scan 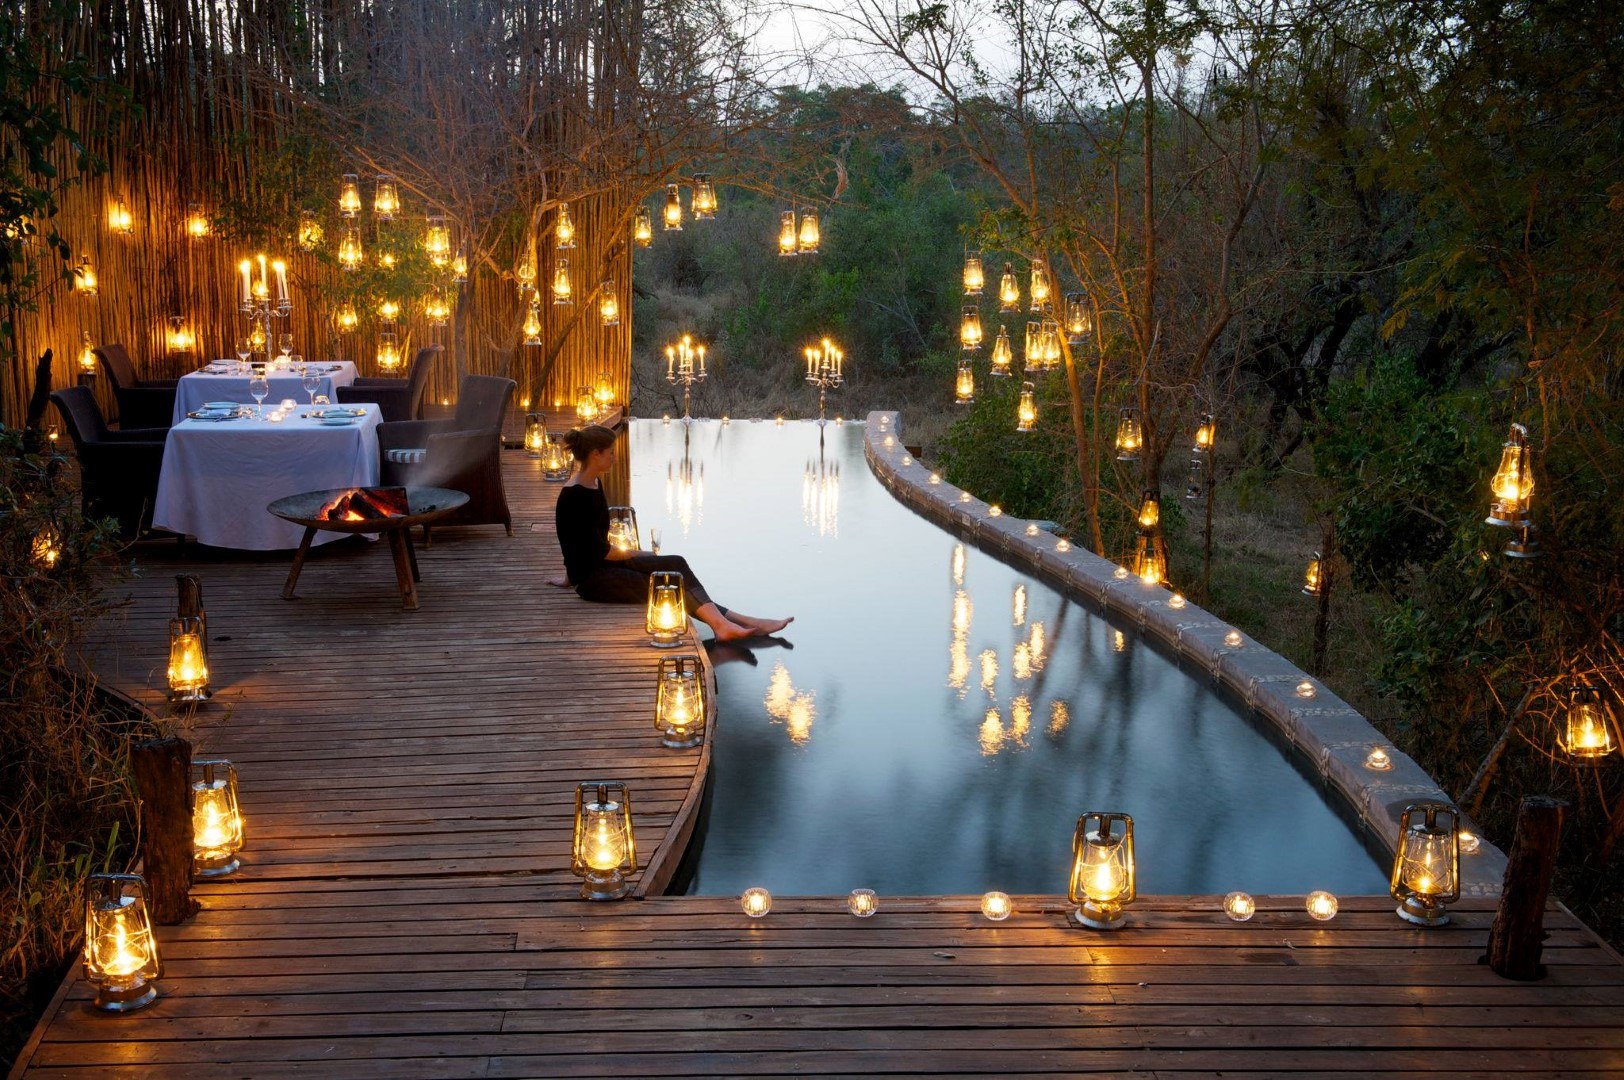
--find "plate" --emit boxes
[317,416,359,426]
[310,407,365,418]
[203,401,241,409]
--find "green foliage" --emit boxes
[937,376,1072,522]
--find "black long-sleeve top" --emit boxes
[555,483,611,584]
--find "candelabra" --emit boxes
[803,337,844,423]
[237,254,292,361]
[665,334,708,420]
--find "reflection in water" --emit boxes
[1029,622,1047,670]
[951,543,965,587]
[1048,700,1070,736]
[763,661,816,746]
[948,639,970,695]
[801,447,841,537]
[1113,629,1128,653]
[979,649,998,695]
[664,426,704,535]
[1011,696,1032,746]
[979,707,1004,756]
[1013,642,1032,681]
[952,590,972,635]
[1012,584,1027,627]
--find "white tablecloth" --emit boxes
[173,362,358,425]
[154,405,383,550]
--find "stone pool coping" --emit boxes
[863,410,1507,897]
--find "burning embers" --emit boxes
[319,486,409,523]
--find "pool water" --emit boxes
[627,419,1388,897]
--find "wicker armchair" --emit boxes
[376,374,515,538]
[50,386,168,536]
[96,343,178,429]
[335,344,440,422]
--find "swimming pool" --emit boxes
[627,418,1388,897]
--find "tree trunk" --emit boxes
[130,737,198,925]
[1311,519,1335,676]
[1486,796,1566,981]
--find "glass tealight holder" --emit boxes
[981,891,1012,921]
[847,889,879,918]
[1223,891,1255,921]
[741,887,772,918]
[1306,891,1339,921]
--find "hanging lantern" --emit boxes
[608,505,641,553]
[1068,811,1135,929]
[166,616,210,702]
[692,173,717,219]
[335,302,359,333]
[646,571,685,647]
[31,526,62,570]
[963,252,985,296]
[1029,262,1051,311]
[74,254,98,295]
[955,356,976,404]
[598,280,620,327]
[664,183,684,231]
[514,248,537,292]
[1064,293,1091,343]
[1023,321,1041,372]
[107,199,133,235]
[424,291,450,326]
[1486,422,1534,527]
[551,257,572,305]
[542,433,573,481]
[1559,684,1618,761]
[337,227,363,271]
[1041,320,1062,367]
[1132,534,1166,586]
[376,331,401,371]
[1302,553,1324,597]
[377,297,401,322]
[1016,381,1037,433]
[377,250,397,269]
[571,781,637,900]
[524,413,547,457]
[1192,414,1216,454]
[452,250,469,283]
[164,316,194,354]
[191,759,244,877]
[1137,492,1160,531]
[82,873,162,1012]
[797,210,820,254]
[990,325,1013,377]
[373,173,400,219]
[1185,457,1205,500]
[294,209,321,250]
[778,210,798,257]
[423,215,451,265]
[1390,802,1460,926]
[634,205,654,247]
[554,202,576,249]
[998,262,1020,312]
[187,204,211,239]
[1114,408,1142,461]
[960,304,983,351]
[522,298,543,345]
[339,174,362,217]
[655,653,706,748]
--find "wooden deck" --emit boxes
[12,449,1624,1077]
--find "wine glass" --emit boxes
[278,334,294,365]
[235,336,252,374]
[299,358,321,406]
[249,373,270,419]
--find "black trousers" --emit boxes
[575,554,717,613]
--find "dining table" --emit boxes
[152,403,383,550]
[171,360,358,425]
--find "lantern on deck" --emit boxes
[338,174,362,217]
[74,255,98,295]
[571,782,637,900]
[963,252,984,296]
[646,571,686,648]
[633,206,653,247]
[576,388,599,422]
[954,356,976,404]
[1194,414,1216,454]
[990,326,1013,377]
[1390,802,1460,926]
[424,215,451,265]
[797,210,820,254]
[692,173,718,219]
[191,758,244,877]
[1029,262,1051,311]
[663,184,684,231]
[373,174,400,219]
[296,209,321,249]
[554,202,576,249]
[1302,553,1324,597]
[187,204,211,239]
[599,281,620,327]
[524,413,547,457]
[1114,408,1142,461]
[1069,811,1136,929]
[778,210,798,256]
[594,372,616,410]
[998,262,1019,313]
[83,873,162,1012]
[960,304,983,351]
[1016,381,1037,433]
[1064,293,1091,343]
[1486,423,1534,527]
[1559,684,1617,761]
[542,434,572,481]
[108,199,133,235]
[166,616,211,703]
[655,653,706,748]
[337,227,363,271]
[607,506,640,553]
[551,257,572,305]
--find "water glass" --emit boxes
[235,336,252,371]
[249,374,270,419]
[300,360,321,405]
[278,334,293,361]
[649,528,662,555]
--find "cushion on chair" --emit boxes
[384,447,428,465]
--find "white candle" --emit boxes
[257,254,268,295]
[697,346,706,375]
[666,347,675,379]
[273,260,288,301]
[239,260,252,303]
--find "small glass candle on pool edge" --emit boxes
[741,887,772,918]
[928,473,941,485]
[1295,680,1317,699]
[1305,891,1338,921]
[1224,629,1244,648]
[959,491,972,503]
[1365,747,1393,771]
[1169,593,1186,609]
[1458,830,1481,855]
[1056,538,1071,552]
[1025,523,1039,536]
[848,889,878,918]
[988,505,1002,518]
[901,455,913,466]
[981,891,1012,921]
[1223,891,1255,921]
[1113,566,1129,580]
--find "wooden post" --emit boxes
[176,574,204,622]
[130,736,198,925]
[1487,796,1566,980]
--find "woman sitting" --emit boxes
[551,425,792,642]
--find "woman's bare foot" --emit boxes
[711,617,761,642]
[546,574,572,588]
[731,613,795,635]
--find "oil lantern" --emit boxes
[1069,811,1136,929]
[1390,802,1460,926]
[571,781,637,900]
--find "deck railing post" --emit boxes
[1486,795,1566,980]
[131,736,198,924]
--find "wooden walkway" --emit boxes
[12,449,1624,1077]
